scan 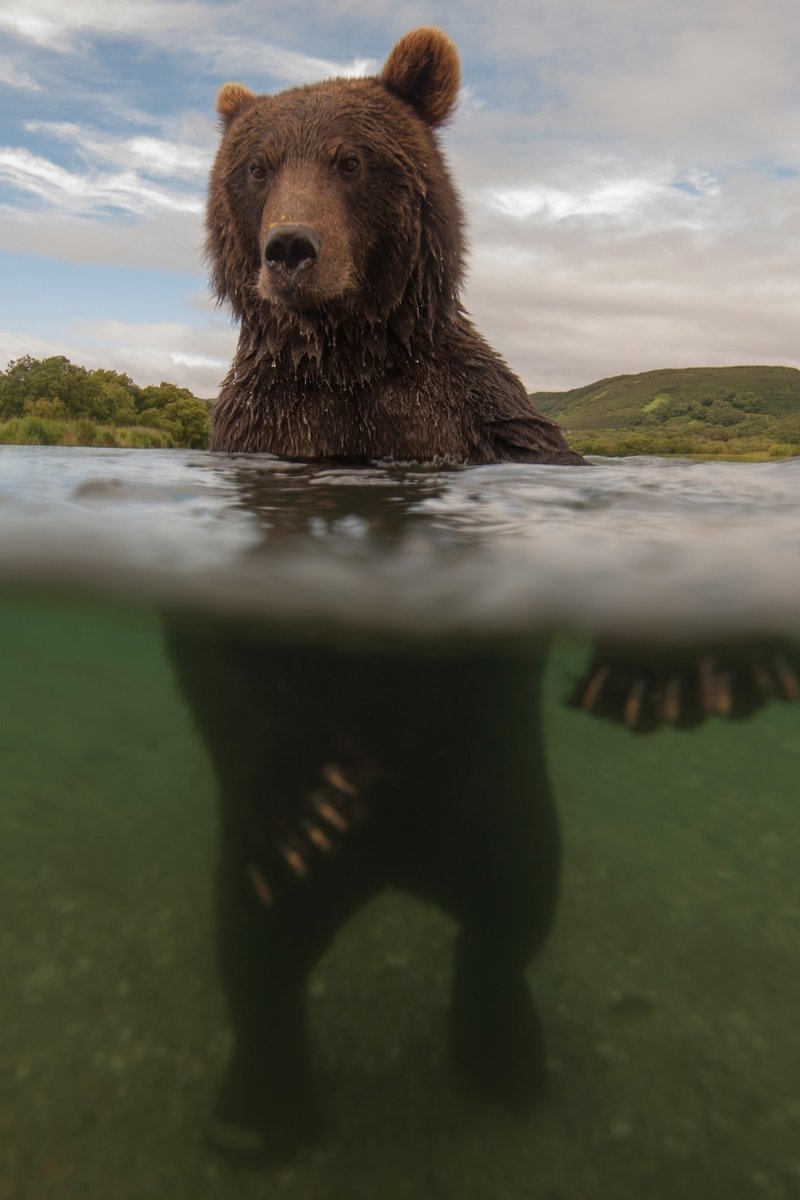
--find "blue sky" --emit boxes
[1,0,799,397]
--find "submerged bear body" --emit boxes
[170,626,559,1159]
[173,27,581,1162]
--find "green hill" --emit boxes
[531,366,800,459]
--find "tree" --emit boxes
[0,355,211,448]
[138,382,210,447]
[0,355,38,417]
[0,355,102,418]
[92,368,141,424]
[162,395,211,448]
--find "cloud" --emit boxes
[0,147,203,217]
[488,176,676,225]
[72,317,235,395]
[24,121,214,180]
[464,203,800,392]
[0,316,236,397]
[0,1,219,52]
[0,207,205,272]
[0,111,215,264]
[560,22,800,162]
[479,156,723,229]
[0,55,41,90]
[461,1,800,167]
[438,72,800,390]
[0,0,378,84]
[202,35,376,85]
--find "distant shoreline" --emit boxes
[3,356,799,460]
[0,355,211,451]
[532,364,800,461]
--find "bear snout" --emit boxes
[264,224,322,277]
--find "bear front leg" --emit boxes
[208,784,388,1163]
[572,637,800,731]
[207,825,324,1162]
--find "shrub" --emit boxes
[76,419,99,446]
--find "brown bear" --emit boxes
[206,25,584,467]
[170,27,583,1163]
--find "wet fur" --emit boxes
[206,29,584,465]
[173,28,577,1162]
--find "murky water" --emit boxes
[1,446,798,1199]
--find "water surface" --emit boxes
[1,446,798,1200]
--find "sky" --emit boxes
[1,0,799,397]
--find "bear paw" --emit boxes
[205,1052,323,1164]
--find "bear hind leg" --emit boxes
[207,880,324,1163]
[442,798,560,1109]
[448,927,548,1109]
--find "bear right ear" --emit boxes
[216,82,257,124]
[381,27,460,128]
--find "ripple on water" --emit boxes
[0,445,799,639]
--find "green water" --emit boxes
[2,592,798,1199]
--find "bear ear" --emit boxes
[216,82,257,124]
[380,27,460,128]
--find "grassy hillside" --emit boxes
[531,366,800,459]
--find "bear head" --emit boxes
[206,28,465,355]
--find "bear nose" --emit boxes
[264,224,321,274]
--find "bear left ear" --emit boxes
[381,27,460,128]
[216,82,257,123]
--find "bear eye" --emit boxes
[337,153,361,176]
[249,161,267,181]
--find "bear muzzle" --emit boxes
[257,205,358,308]
[264,224,321,279]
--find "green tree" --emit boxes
[92,368,141,424]
[139,382,210,447]
[0,355,38,417]
[137,381,187,411]
[163,395,211,448]
[0,355,102,418]
[0,355,210,448]
[23,397,68,419]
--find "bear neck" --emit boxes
[227,240,460,391]
[234,306,440,391]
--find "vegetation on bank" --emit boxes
[3,357,799,460]
[0,355,211,449]
[532,366,800,459]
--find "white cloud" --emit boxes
[25,121,214,180]
[72,318,234,394]
[0,8,67,49]
[464,209,800,392]
[0,206,205,271]
[0,55,41,90]
[206,38,376,85]
[0,147,203,216]
[0,1,215,51]
[0,317,236,397]
[0,0,378,84]
[488,177,670,224]
[481,158,724,229]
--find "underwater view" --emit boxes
[1,445,799,1199]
